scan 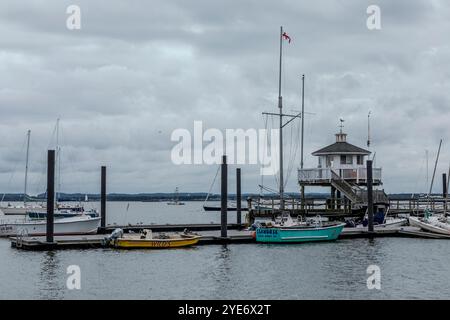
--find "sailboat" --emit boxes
[167,187,185,205]
[0,120,100,236]
[0,130,46,215]
[408,140,450,235]
[255,27,345,243]
[0,215,100,237]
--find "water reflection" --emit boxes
[210,245,232,298]
[38,251,64,300]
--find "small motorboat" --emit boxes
[111,229,200,249]
[354,208,407,229]
[255,213,345,243]
[409,211,450,236]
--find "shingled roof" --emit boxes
[312,142,371,156]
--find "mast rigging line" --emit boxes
[427,139,442,206]
[203,165,221,206]
[0,133,28,204]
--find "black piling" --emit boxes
[443,173,447,198]
[221,155,228,238]
[367,160,374,233]
[236,168,242,226]
[101,166,106,229]
[46,150,55,243]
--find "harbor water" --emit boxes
[1,201,449,299]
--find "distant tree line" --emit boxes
[0,192,432,202]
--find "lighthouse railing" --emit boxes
[298,167,382,183]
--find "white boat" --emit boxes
[0,215,101,237]
[358,217,407,229]
[409,214,450,236]
[378,217,408,228]
[167,187,185,205]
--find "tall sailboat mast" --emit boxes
[278,26,285,210]
[23,130,31,206]
[55,118,60,204]
[300,75,305,207]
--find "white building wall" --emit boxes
[318,155,366,170]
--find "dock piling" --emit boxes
[236,168,242,226]
[101,166,106,229]
[221,155,228,238]
[443,173,447,199]
[46,150,55,243]
[367,160,374,233]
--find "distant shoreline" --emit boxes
[0,192,433,202]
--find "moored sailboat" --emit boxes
[0,215,100,237]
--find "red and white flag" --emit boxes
[282,31,292,43]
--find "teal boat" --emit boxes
[256,221,346,243]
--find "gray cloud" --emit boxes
[1,0,450,195]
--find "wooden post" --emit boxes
[331,186,336,210]
[336,190,341,209]
[46,150,55,243]
[101,166,106,229]
[443,173,447,199]
[367,160,374,232]
[221,155,228,238]
[236,168,242,226]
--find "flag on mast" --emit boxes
[282,31,292,43]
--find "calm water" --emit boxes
[1,201,449,299]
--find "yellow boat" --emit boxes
[113,229,200,249]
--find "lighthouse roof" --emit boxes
[312,132,371,156]
[312,142,371,156]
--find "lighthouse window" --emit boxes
[340,155,352,165]
[357,155,363,165]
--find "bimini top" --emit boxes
[312,132,371,156]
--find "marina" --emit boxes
[1,202,450,300]
[1,1,450,302]
[9,225,450,251]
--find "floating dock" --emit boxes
[100,223,245,234]
[9,226,450,250]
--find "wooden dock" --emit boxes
[8,225,450,250]
[100,223,246,234]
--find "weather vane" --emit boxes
[339,117,345,133]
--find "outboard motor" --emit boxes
[103,228,124,246]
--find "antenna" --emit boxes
[367,111,371,148]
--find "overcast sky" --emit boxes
[1,0,450,195]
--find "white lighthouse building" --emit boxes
[298,123,385,211]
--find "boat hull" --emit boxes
[0,216,101,237]
[203,206,248,212]
[409,216,450,235]
[114,236,200,249]
[256,223,345,243]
